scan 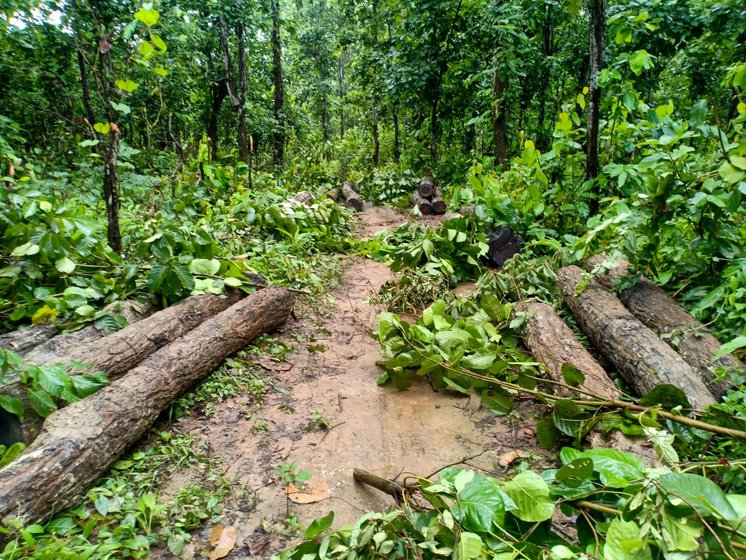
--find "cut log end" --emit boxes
[341,182,363,211]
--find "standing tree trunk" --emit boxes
[392,104,400,163]
[271,0,284,166]
[536,4,554,150]
[103,124,122,254]
[585,0,605,194]
[322,88,330,161]
[236,22,250,165]
[492,50,509,165]
[76,48,97,139]
[372,98,380,167]
[207,78,227,158]
[338,51,345,141]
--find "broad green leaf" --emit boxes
[115,79,138,93]
[26,387,57,417]
[11,241,40,257]
[94,122,111,134]
[224,277,243,287]
[502,470,555,522]
[109,101,131,115]
[55,257,76,274]
[639,384,690,410]
[658,473,739,520]
[562,448,646,487]
[134,7,159,27]
[462,353,495,370]
[480,391,513,415]
[75,305,96,317]
[561,363,585,387]
[556,458,593,488]
[305,511,334,540]
[661,513,702,552]
[0,394,25,421]
[150,33,167,51]
[147,264,167,292]
[138,40,155,57]
[0,442,26,468]
[189,258,221,275]
[79,139,99,147]
[453,474,514,531]
[154,66,169,77]
[714,336,746,359]
[36,366,66,396]
[604,519,652,560]
[456,532,482,560]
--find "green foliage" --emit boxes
[278,451,746,559]
[0,431,229,559]
[370,268,454,314]
[0,350,108,420]
[358,168,418,206]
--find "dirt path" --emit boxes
[164,206,540,559]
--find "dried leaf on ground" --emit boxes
[498,449,523,467]
[287,480,330,504]
[208,525,237,560]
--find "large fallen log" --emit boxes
[431,187,446,215]
[23,299,157,365]
[0,287,293,529]
[513,301,620,399]
[512,301,656,465]
[341,181,363,211]
[586,256,740,400]
[2,293,242,443]
[418,175,435,198]
[557,265,716,410]
[412,191,433,215]
[0,325,55,357]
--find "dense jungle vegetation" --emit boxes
[0,0,745,558]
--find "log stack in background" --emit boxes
[413,174,446,215]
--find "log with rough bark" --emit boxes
[512,302,656,465]
[23,299,157,365]
[341,181,363,211]
[431,186,446,215]
[557,265,716,410]
[412,191,433,215]
[326,188,340,202]
[0,287,293,529]
[585,255,741,400]
[292,191,314,205]
[513,301,619,399]
[0,326,55,357]
[418,175,435,198]
[2,293,242,444]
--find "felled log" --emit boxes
[431,187,446,215]
[3,293,242,444]
[341,181,363,211]
[0,326,55,357]
[412,191,433,215]
[513,301,619,399]
[0,287,293,529]
[418,175,435,198]
[512,301,656,464]
[586,256,740,400]
[485,226,524,268]
[23,299,157,365]
[557,265,716,410]
[292,191,314,206]
[326,188,340,202]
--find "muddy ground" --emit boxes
[155,206,547,559]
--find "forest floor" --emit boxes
[151,205,548,559]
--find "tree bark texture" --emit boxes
[557,266,716,410]
[103,124,122,254]
[392,106,400,162]
[76,48,97,139]
[585,0,604,185]
[341,182,363,211]
[430,187,446,215]
[586,256,741,400]
[207,78,227,157]
[418,175,435,198]
[513,301,619,399]
[4,295,239,443]
[413,191,433,215]
[492,50,509,165]
[372,98,380,167]
[0,287,293,529]
[272,0,285,166]
[0,327,56,357]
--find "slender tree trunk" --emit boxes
[338,52,345,140]
[322,89,330,161]
[103,124,121,253]
[76,48,97,139]
[271,0,284,166]
[393,104,400,163]
[430,77,440,161]
[207,78,227,157]
[537,4,554,150]
[492,48,509,165]
[585,0,604,192]
[236,22,249,165]
[372,98,380,167]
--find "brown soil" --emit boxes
[153,206,546,560]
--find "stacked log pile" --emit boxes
[0,287,293,529]
[413,174,446,215]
